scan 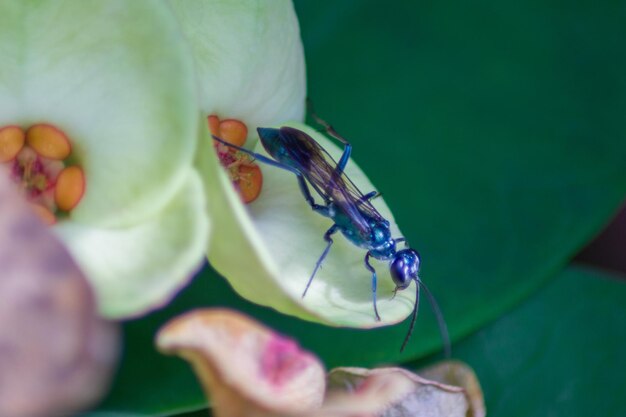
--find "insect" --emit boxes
[212,106,449,353]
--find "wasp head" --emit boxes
[390,248,421,290]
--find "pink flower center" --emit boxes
[0,124,85,225]
[260,334,309,387]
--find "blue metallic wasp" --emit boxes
[213,107,449,353]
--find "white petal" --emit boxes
[169,0,307,133]
[0,1,198,228]
[54,170,209,318]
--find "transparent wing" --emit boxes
[278,127,384,238]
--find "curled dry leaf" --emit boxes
[419,360,486,417]
[156,309,326,417]
[0,172,120,417]
[322,367,469,417]
[157,309,483,417]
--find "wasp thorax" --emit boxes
[390,248,421,290]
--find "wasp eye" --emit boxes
[390,249,420,290]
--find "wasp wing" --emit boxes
[278,127,384,238]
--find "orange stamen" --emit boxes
[236,164,263,203]
[208,115,248,147]
[54,166,85,211]
[218,119,248,147]
[0,126,25,162]
[26,124,72,160]
[30,203,57,226]
[209,115,263,203]
[208,115,221,138]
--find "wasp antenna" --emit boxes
[306,98,321,123]
[419,278,452,358]
[211,134,238,149]
[400,279,451,357]
[305,97,315,112]
[305,99,342,139]
[400,281,421,352]
[389,287,399,301]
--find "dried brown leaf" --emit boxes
[156,310,484,417]
[419,360,486,417]
[321,367,469,417]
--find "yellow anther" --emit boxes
[0,126,25,162]
[219,119,248,147]
[209,115,263,204]
[236,163,263,204]
[26,124,72,160]
[208,115,248,147]
[208,115,221,138]
[54,166,85,211]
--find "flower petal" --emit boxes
[198,129,310,315]
[55,170,209,318]
[0,172,119,417]
[203,122,417,327]
[0,1,198,227]
[169,0,306,135]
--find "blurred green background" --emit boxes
[87,1,626,416]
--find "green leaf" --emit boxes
[93,0,626,414]
[79,413,153,417]
[443,265,626,417]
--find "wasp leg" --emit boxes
[303,224,339,298]
[213,134,329,214]
[365,251,381,321]
[334,141,352,180]
[355,191,379,207]
[394,238,409,248]
[306,99,352,178]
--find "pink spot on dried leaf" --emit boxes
[260,334,309,387]
[157,309,325,417]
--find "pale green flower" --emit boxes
[0,1,209,318]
